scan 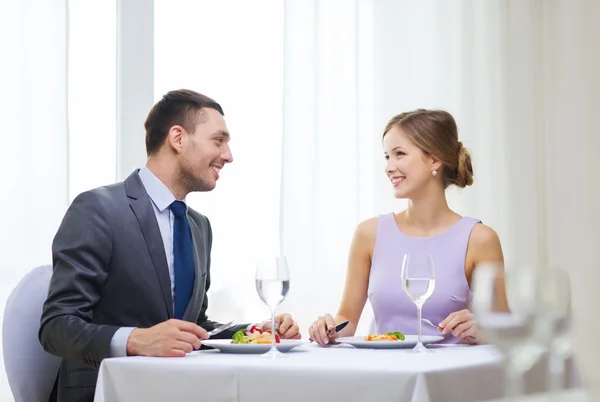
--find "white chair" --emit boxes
[2,265,61,402]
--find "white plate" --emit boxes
[337,335,444,349]
[201,339,305,354]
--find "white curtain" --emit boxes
[154,0,286,323]
[370,0,550,268]
[279,0,377,333]
[280,0,600,394]
[0,0,69,399]
[279,0,543,334]
[541,1,600,395]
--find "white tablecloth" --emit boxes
[483,389,589,402]
[94,343,556,402]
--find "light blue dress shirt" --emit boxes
[109,167,184,357]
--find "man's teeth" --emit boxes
[212,166,221,173]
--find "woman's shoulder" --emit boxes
[354,216,379,241]
[354,211,400,238]
[470,222,500,245]
[468,222,503,261]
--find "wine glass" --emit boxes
[471,262,542,397]
[533,266,572,392]
[401,253,436,353]
[255,256,290,358]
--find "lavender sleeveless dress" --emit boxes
[368,213,481,344]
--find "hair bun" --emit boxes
[456,144,474,188]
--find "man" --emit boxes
[39,89,300,402]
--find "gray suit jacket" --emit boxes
[39,170,247,402]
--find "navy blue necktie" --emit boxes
[170,201,195,319]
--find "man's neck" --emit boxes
[145,157,188,200]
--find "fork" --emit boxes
[422,318,475,342]
[421,318,441,330]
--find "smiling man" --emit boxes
[39,89,300,402]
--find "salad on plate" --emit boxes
[364,331,405,341]
[231,325,280,344]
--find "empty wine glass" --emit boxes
[401,253,436,353]
[255,256,290,358]
[471,262,542,397]
[533,266,572,392]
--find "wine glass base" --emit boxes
[259,346,288,358]
[407,342,434,353]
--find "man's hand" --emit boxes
[261,313,301,339]
[126,319,209,357]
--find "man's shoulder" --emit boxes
[72,181,126,208]
[187,205,209,227]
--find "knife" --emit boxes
[309,320,350,342]
[329,320,349,334]
[207,320,236,337]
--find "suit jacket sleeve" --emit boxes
[196,217,248,338]
[39,190,120,367]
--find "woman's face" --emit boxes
[383,125,438,199]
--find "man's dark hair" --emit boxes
[144,89,224,156]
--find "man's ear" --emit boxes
[166,125,185,153]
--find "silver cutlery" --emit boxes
[422,317,475,342]
[421,318,440,330]
[207,320,236,337]
[309,320,350,342]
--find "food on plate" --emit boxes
[231,325,280,344]
[364,331,405,341]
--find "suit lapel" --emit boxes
[183,217,208,321]
[125,171,173,318]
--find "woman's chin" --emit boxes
[393,188,410,199]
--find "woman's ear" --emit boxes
[431,156,443,172]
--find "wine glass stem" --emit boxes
[549,351,565,392]
[417,303,423,344]
[270,306,276,350]
[505,364,524,397]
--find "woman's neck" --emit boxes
[404,187,454,230]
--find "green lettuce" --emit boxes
[386,331,405,341]
[232,329,248,344]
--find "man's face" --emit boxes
[176,108,232,192]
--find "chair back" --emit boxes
[2,265,60,402]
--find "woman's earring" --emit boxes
[432,170,437,177]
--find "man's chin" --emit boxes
[193,179,216,192]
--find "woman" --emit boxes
[308,109,508,346]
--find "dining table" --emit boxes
[94,341,577,402]
[482,389,589,402]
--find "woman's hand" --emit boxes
[438,309,479,344]
[308,314,339,346]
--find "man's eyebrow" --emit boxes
[213,130,230,139]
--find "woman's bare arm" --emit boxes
[333,217,378,337]
[467,223,510,313]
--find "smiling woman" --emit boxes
[308,109,508,347]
